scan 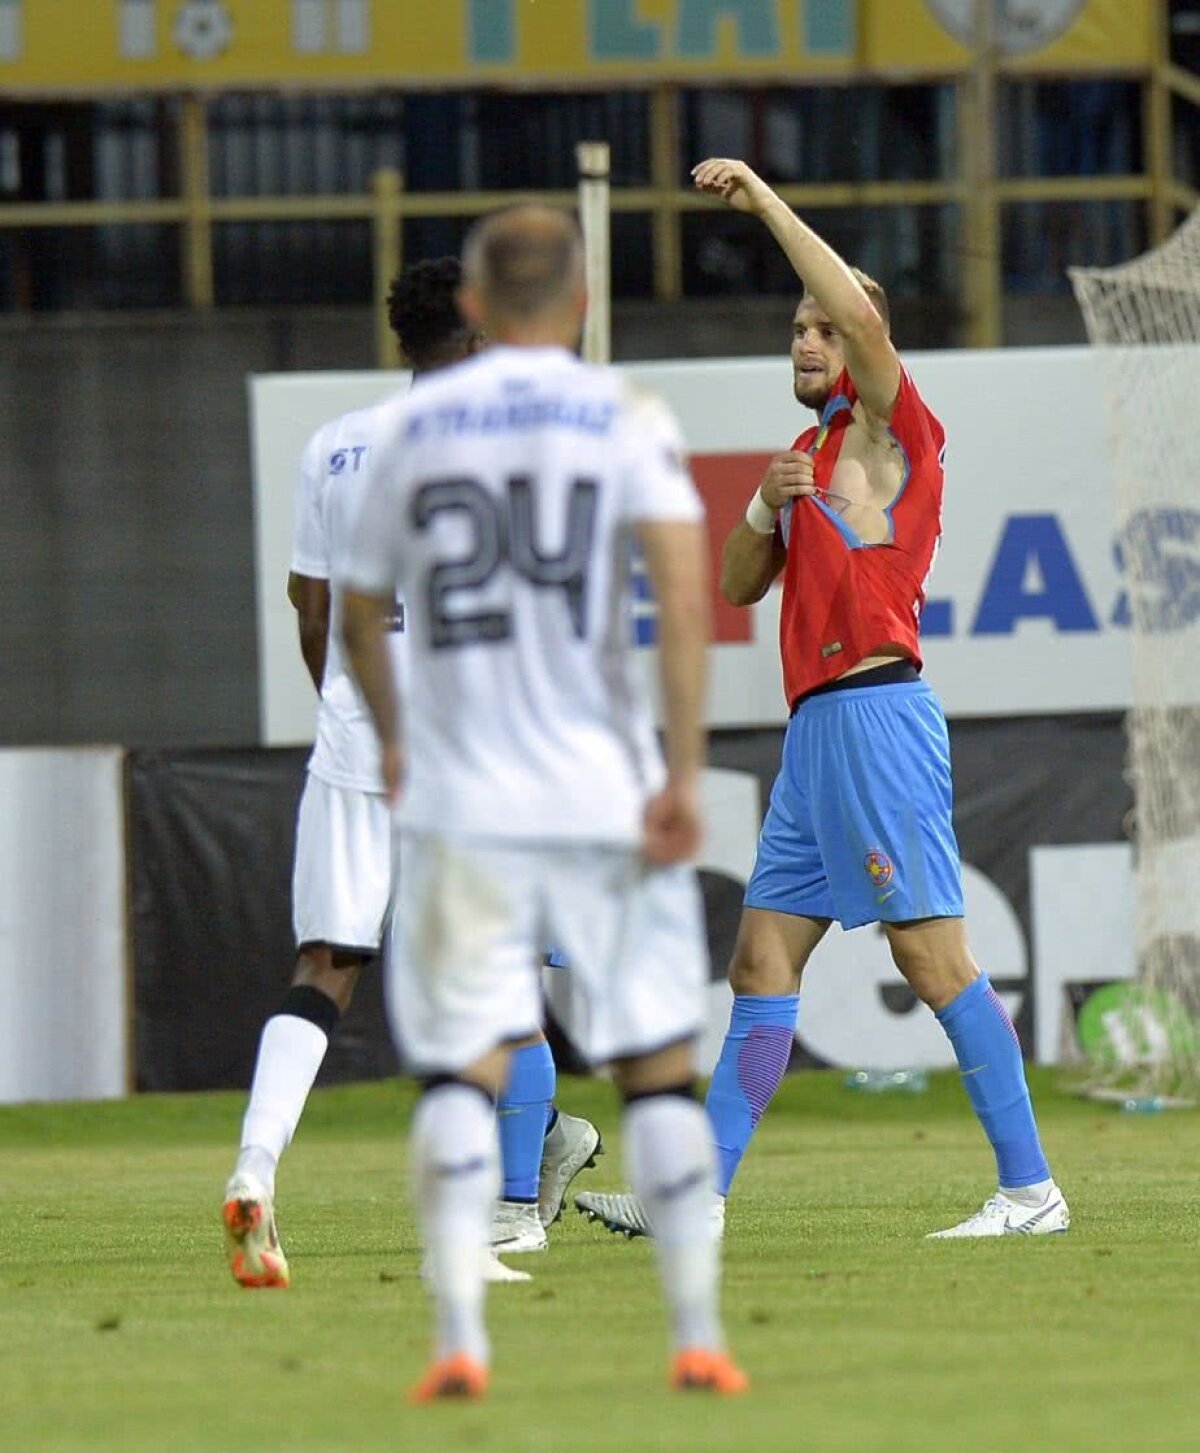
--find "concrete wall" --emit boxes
[1,308,372,748]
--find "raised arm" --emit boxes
[693,158,901,422]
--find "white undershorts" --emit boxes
[386,830,708,1074]
[292,774,392,954]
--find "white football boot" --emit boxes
[575,1190,726,1240]
[926,1184,1071,1239]
[481,1248,533,1284]
[222,1172,290,1288]
[538,1113,603,1227]
[489,1199,548,1253]
[420,1247,533,1285]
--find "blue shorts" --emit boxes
[745,678,964,930]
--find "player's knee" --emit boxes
[727,946,798,997]
[419,1072,498,1106]
[611,1039,695,1098]
[293,946,363,1016]
[887,932,975,1011]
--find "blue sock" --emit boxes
[936,974,1051,1189]
[704,993,799,1196]
[497,1040,556,1201]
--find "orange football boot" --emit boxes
[670,1348,750,1396]
[222,1175,290,1289]
[407,1353,490,1404]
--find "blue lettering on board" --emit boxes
[590,0,661,59]
[468,0,514,64]
[804,0,855,57]
[676,0,778,58]
[1112,507,1200,632]
[971,514,1100,635]
[920,598,954,638]
[632,547,658,645]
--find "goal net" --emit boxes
[1069,210,1200,1101]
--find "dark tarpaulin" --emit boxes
[127,747,399,1092]
[127,713,1130,1091]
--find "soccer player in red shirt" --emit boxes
[578,159,1068,1242]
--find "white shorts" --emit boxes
[292,774,392,954]
[387,831,709,1075]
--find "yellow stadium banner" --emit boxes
[867,1,1154,74]
[0,2,1156,95]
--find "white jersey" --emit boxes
[342,345,704,843]
[292,402,405,793]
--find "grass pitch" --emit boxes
[0,1070,1196,1453]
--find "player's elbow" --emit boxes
[721,576,761,608]
[720,561,770,607]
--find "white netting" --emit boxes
[1069,210,1200,1098]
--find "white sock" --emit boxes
[235,1014,329,1192]
[623,1094,723,1353]
[1000,1176,1055,1208]
[412,1083,500,1365]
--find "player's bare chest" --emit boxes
[814,411,903,545]
[823,413,904,506]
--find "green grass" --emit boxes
[1,1070,1196,1452]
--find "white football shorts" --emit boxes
[292,773,392,954]
[387,830,709,1074]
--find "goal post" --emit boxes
[576,140,612,366]
[1069,208,1200,1101]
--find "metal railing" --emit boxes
[1,68,1196,361]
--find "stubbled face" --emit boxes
[791,297,845,414]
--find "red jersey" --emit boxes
[777,366,945,707]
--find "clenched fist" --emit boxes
[759,450,817,512]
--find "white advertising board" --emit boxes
[0,749,129,1103]
[250,347,1135,745]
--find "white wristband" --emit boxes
[744,489,778,535]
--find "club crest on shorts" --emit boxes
[864,849,894,888]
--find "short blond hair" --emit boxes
[462,204,584,319]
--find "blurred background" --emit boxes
[1,0,1196,746]
[2,2,1198,1104]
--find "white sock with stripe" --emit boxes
[412,1083,500,1364]
[624,1093,723,1353]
